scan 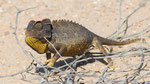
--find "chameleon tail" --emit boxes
[99,37,144,46]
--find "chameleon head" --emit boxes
[25,18,52,39]
[25,19,52,54]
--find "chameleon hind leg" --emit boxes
[45,45,66,67]
[92,37,115,70]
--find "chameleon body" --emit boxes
[25,19,142,69]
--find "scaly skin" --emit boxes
[25,18,143,69]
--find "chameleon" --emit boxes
[25,18,143,69]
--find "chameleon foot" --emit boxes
[107,58,115,71]
[109,64,115,71]
[45,59,55,67]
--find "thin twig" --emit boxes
[44,37,76,72]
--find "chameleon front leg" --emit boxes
[45,46,66,67]
[46,52,51,59]
[92,37,115,70]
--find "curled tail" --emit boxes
[98,37,144,46]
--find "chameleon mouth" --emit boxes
[25,36,47,54]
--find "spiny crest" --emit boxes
[51,19,84,28]
[51,20,58,24]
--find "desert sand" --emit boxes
[0,0,150,84]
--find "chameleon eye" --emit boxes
[34,22,43,30]
[43,24,52,33]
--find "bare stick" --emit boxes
[0,6,38,79]
[108,2,145,39]
[0,63,34,78]
[97,60,113,83]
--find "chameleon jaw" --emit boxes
[25,36,47,54]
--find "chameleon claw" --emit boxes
[109,65,115,71]
[45,59,55,67]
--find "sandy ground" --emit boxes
[0,0,150,84]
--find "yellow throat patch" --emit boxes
[25,36,47,54]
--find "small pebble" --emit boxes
[4,31,10,36]
[31,13,35,17]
